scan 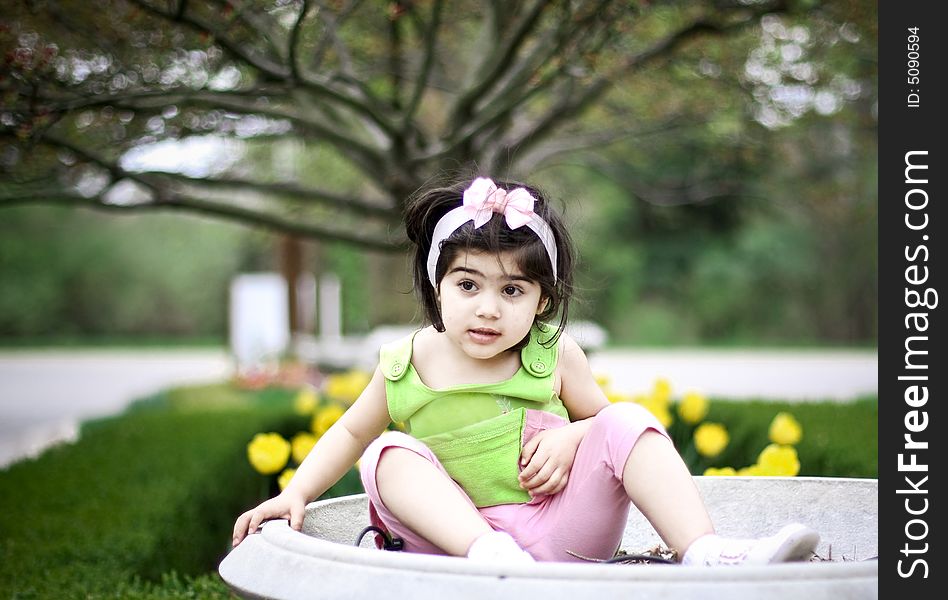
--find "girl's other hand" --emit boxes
[517,424,584,498]
[232,490,306,547]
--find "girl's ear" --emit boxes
[536,296,549,315]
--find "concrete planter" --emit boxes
[219,476,877,599]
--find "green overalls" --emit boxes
[379,325,569,507]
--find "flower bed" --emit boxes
[0,380,876,599]
[600,376,877,478]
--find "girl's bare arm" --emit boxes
[557,333,611,420]
[233,367,391,545]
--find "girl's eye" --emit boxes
[503,285,523,297]
[459,280,476,291]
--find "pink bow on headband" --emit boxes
[462,177,537,229]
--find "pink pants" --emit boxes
[359,402,669,562]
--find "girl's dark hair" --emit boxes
[404,176,575,347]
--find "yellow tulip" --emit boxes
[606,390,631,404]
[703,466,737,476]
[757,443,801,476]
[694,422,729,457]
[247,432,291,475]
[652,378,672,405]
[277,468,296,491]
[655,407,673,429]
[293,387,319,415]
[737,464,764,476]
[324,370,371,404]
[768,412,803,446]
[677,391,709,425]
[312,404,346,435]
[637,395,673,429]
[291,431,318,464]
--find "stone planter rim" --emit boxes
[219,476,879,599]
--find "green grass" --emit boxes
[673,396,877,478]
[0,389,876,598]
[0,384,303,599]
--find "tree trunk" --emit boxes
[279,234,304,334]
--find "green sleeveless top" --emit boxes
[379,325,569,507]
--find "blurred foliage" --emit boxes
[539,1,877,345]
[3,0,826,245]
[0,205,268,339]
[0,204,387,341]
[0,0,877,346]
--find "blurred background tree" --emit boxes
[0,0,876,346]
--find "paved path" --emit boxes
[0,349,232,468]
[0,346,876,469]
[589,348,877,402]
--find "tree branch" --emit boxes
[447,0,550,126]
[138,171,399,222]
[401,0,444,132]
[517,117,697,172]
[224,0,287,60]
[388,2,405,110]
[152,98,384,178]
[435,0,617,161]
[499,2,788,162]
[289,0,312,82]
[301,0,396,136]
[36,86,290,113]
[23,86,391,190]
[9,128,398,227]
[129,0,399,140]
[310,0,363,74]
[34,82,392,156]
[37,132,148,188]
[128,0,290,78]
[474,0,613,111]
[0,189,406,250]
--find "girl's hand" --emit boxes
[517,423,585,498]
[232,490,307,547]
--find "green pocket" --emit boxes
[421,408,531,507]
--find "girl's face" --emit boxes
[437,250,547,361]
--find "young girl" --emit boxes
[232,176,819,566]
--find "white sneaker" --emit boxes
[682,524,820,566]
[466,531,536,563]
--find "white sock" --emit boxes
[682,524,819,567]
[682,533,723,566]
[466,531,535,563]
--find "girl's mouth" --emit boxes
[468,328,501,343]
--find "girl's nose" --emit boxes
[475,295,501,319]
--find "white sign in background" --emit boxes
[229,273,290,371]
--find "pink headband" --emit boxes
[426,177,559,286]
